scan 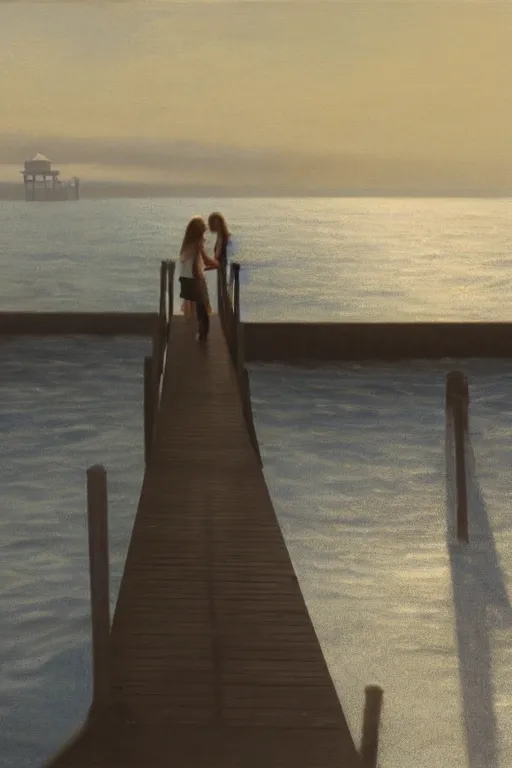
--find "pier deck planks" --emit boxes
[46,316,360,767]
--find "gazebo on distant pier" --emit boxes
[21,153,80,202]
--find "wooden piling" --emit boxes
[446,371,469,543]
[86,464,111,711]
[360,685,384,768]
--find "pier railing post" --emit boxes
[232,262,242,374]
[159,259,167,321]
[167,260,175,339]
[217,260,225,324]
[153,260,168,412]
[159,259,167,373]
[222,260,230,339]
[224,262,234,361]
[360,684,384,768]
[86,465,111,711]
[446,371,469,543]
[151,329,159,408]
[228,262,261,464]
[232,262,240,322]
[144,355,154,464]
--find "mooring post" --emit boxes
[446,371,469,543]
[460,374,469,433]
[360,684,384,768]
[86,464,111,710]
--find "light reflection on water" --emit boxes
[249,360,512,768]
[1,197,512,321]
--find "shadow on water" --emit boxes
[445,419,512,768]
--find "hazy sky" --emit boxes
[1,1,510,193]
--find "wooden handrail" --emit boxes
[217,259,238,367]
[216,261,262,466]
[154,260,168,405]
[146,260,175,462]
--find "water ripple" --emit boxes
[0,337,147,766]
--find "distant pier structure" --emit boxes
[21,153,80,202]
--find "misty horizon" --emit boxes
[1,136,511,198]
[1,1,510,197]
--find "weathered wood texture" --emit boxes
[0,312,157,336]
[46,315,360,767]
[244,322,512,362]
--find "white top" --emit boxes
[179,253,194,278]
[179,246,205,279]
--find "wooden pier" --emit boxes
[21,153,80,202]
[20,255,512,766]
[44,264,362,767]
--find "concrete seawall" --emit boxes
[244,322,512,362]
[0,312,158,336]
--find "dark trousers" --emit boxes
[196,301,209,340]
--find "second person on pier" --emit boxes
[179,216,219,342]
[208,211,232,269]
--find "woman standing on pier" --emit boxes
[179,216,219,342]
[181,213,228,319]
[208,212,232,269]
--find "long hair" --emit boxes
[208,212,230,244]
[179,216,206,261]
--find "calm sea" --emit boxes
[1,196,512,320]
[1,198,511,768]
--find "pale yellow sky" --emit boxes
[0,1,510,193]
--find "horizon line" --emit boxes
[0,181,510,200]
